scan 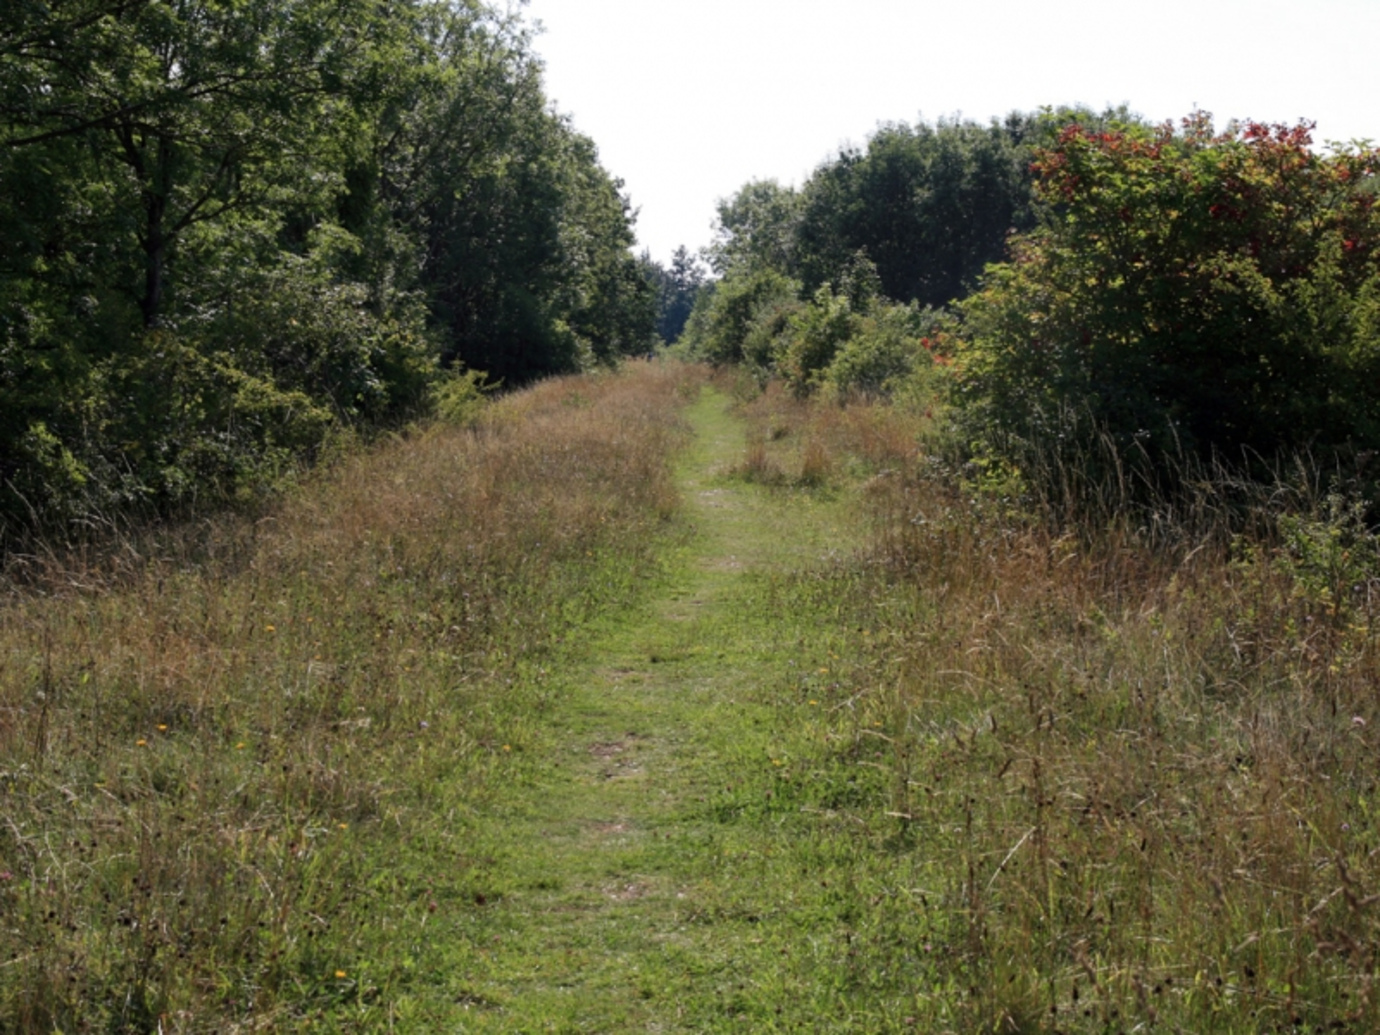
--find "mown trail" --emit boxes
[439,386,886,1032]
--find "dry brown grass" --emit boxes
[0,360,700,1031]
[725,379,923,487]
[851,436,1380,1030]
[721,381,1380,1028]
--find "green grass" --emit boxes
[7,366,1379,1032]
[425,379,1380,1033]
[387,384,1018,1033]
[417,386,908,1031]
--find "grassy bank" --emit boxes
[727,381,1380,1032]
[0,362,697,1031]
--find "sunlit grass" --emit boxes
[0,361,700,1031]
[731,385,1380,1031]
[6,361,1377,1031]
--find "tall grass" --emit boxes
[738,388,1380,1031]
[726,379,920,488]
[0,361,698,1031]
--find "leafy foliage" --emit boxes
[820,302,949,399]
[955,114,1380,495]
[684,109,1141,401]
[0,0,654,544]
[793,116,1035,307]
[703,110,1136,312]
[680,266,802,369]
[684,251,947,401]
[705,179,802,277]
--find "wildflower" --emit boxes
[136,739,148,746]
[235,742,247,750]
[809,700,818,705]
[502,744,511,752]
[265,625,276,633]
[0,872,12,881]
[335,970,347,979]
[157,724,168,731]
[338,823,348,830]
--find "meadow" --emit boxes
[0,363,692,1030]
[727,378,1380,1032]
[2,362,1378,1032]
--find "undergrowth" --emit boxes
[0,361,700,1031]
[728,378,1380,1032]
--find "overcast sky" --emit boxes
[520,0,1380,265]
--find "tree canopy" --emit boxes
[0,0,656,543]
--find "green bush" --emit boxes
[680,267,801,369]
[778,285,855,395]
[821,303,946,399]
[431,366,496,426]
[955,114,1380,499]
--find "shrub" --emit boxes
[821,303,947,399]
[955,114,1380,498]
[431,366,496,426]
[778,285,856,395]
[680,267,801,367]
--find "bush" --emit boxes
[821,303,947,399]
[778,285,855,395]
[680,267,801,368]
[955,114,1380,498]
[431,366,496,426]
[0,238,438,545]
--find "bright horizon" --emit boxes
[521,0,1380,266]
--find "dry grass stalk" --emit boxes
[0,360,700,1030]
[726,381,1380,1026]
[849,428,1380,1029]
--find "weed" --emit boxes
[0,361,701,1030]
[840,414,1380,1030]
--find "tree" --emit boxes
[646,246,707,344]
[0,0,654,542]
[793,118,1033,307]
[705,108,1143,311]
[0,0,391,329]
[705,179,801,276]
[385,8,654,382]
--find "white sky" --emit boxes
[520,0,1380,265]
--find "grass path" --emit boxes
[438,386,893,1032]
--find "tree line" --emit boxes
[681,108,1380,506]
[677,109,1104,392]
[0,0,658,544]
